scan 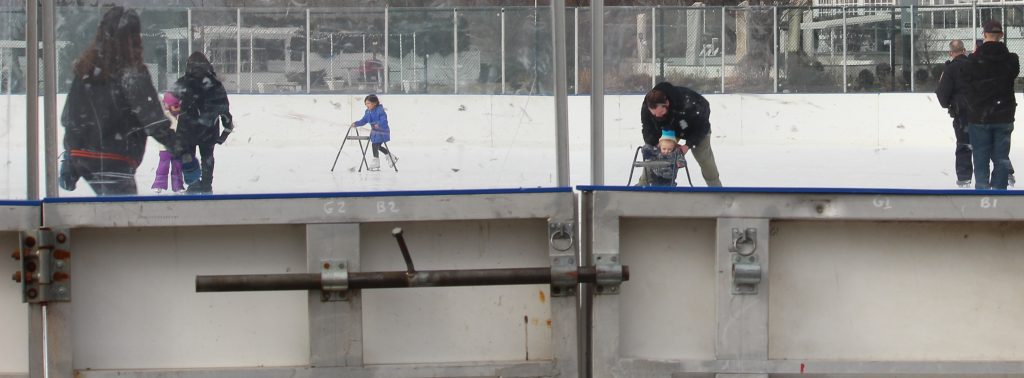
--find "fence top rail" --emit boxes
[0,200,41,206]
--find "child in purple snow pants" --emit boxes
[152,151,185,193]
[153,91,186,193]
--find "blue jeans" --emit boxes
[968,122,1014,189]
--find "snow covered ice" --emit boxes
[2,92,1023,198]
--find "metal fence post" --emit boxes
[553,0,570,187]
[384,6,390,93]
[651,6,656,88]
[306,8,311,93]
[454,8,459,94]
[501,8,506,94]
[187,8,192,55]
[43,0,57,198]
[575,7,579,95]
[721,7,726,94]
[842,6,847,93]
[773,6,778,93]
[237,8,242,94]
[910,5,915,92]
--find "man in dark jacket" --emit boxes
[640,82,721,186]
[171,52,234,194]
[962,20,1019,190]
[935,39,973,188]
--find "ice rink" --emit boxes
[2,92,1023,198]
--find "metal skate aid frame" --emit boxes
[196,227,629,300]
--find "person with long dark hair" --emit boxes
[59,6,187,196]
[170,51,234,194]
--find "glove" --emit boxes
[182,159,201,185]
[58,154,79,191]
[216,130,231,144]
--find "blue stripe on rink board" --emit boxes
[0,200,41,206]
[43,187,573,203]
[576,186,1024,196]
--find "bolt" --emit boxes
[54,260,65,269]
[23,237,35,248]
[321,292,331,302]
[26,288,37,299]
[338,263,345,269]
[816,204,825,214]
[610,286,618,292]
[56,233,67,244]
[596,286,604,293]
[56,287,67,296]
[11,271,21,283]
[323,262,331,269]
[11,249,19,260]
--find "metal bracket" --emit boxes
[15,228,71,303]
[320,259,348,302]
[594,253,624,295]
[549,255,577,297]
[729,228,761,295]
[548,222,575,252]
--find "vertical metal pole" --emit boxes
[330,33,334,87]
[236,8,242,94]
[842,7,848,93]
[249,32,254,92]
[972,3,977,40]
[384,6,390,92]
[721,7,725,93]
[306,8,311,93]
[553,0,570,187]
[910,5,915,92]
[25,0,38,200]
[574,7,579,95]
[592,0,604,185]
[399,34,403,89]
[773,6,779,93]
[28,305,42,378]
[187,8,193,54]
[501,8,506,94]
[453,8,459,94]
[651,7,656,87]
[43,0,56,198]
[362,34,367,83]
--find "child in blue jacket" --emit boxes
[350,94,396,171]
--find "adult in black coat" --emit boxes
[59,6,188,196]
[961,20,1019,190]
[640,82,721,186]
[170,52,234,194]
[935,39,973,187]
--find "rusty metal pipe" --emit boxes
[196,266,629,292]
[391,227,416,274]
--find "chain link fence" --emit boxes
[1,4,1022,95]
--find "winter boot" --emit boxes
[367,157,381,171]
[956,179,971,188]
[186,180,212,194]
[387,153,399,168]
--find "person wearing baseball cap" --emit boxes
[961,19,1019,189]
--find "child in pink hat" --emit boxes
[152,91,185,193]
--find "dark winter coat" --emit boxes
[962,41,1020,124]
[172,62,233,146]
[641,82,712,148]
[935,54,970,119]
[61,68,182,168]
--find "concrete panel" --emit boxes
[0,231,27,375]
[770,220,1024,360]
[360,220,553,364]
[70,225,309,369]
[618,218,716,360]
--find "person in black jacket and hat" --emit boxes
[59,6,188,196]
[641,82,722,186]
[935,39,974,188]
[169,52,234,194]
[962,20,1019,190]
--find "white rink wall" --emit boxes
[2,93,1023,198]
